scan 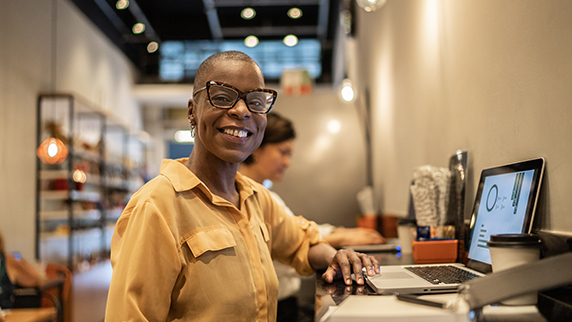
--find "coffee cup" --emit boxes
[487,234,542,305]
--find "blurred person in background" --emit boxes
[0,230,42,309]
[240,112,385,321]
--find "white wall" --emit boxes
[353,0,572,233]
[0,0,142,260]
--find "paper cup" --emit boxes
[487,234,541,305]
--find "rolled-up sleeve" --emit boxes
[259,189,321,276]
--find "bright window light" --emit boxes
[159,39,322,81]
[174,130,194,143]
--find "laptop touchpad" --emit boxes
[377,272,415,279]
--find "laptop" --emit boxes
[365,157,545,295]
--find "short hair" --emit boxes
[193,51,262,92]
[243,112,296,165]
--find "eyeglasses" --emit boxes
[193,80,278,115]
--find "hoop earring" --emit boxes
[188,119,196,138]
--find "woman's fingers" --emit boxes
[321,249,380,285]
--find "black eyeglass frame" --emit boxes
[193,80,278,115]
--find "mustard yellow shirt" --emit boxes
[105,158,321,322]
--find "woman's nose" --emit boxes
[284,156,291,168]
[228,98,251,119]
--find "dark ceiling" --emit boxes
[71,0,343,84]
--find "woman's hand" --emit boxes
[321,248,379,285]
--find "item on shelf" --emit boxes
[50,178,69,191]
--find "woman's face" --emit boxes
[251,139,294,183]
[189,60,268,165]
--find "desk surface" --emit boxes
[316,252,413,303]
[3,307,56,322]
[315,251,414,320]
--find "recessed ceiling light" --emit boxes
[241,7,256,20]
[288,8,303,19]
[283,34,298,47]
[244,35,259,48]
[147,41,159,53]
[132,23,145,34]
[116,0,129,10]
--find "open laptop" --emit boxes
[365,157,545,295]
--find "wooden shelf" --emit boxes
[36,93,147,270]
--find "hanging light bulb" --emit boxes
[356,0,388,12]
[37,137,68,164]
[339,78,355,102]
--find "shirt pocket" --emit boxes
[186,228,237,258]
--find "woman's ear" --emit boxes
[187,99,196,126]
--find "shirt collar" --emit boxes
[160,158,201,192]
[160,158,260,197]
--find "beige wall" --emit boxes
[270,88,368,228]
[0,0,141,260]
[352,0,572,233]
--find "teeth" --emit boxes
[223,128,248,138]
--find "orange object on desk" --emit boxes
[3,307,56,322]
[412,239,458,264]
[356,215,378,230]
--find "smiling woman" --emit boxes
[104,51,379,322]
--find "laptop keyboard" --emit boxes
[405,265,480,285]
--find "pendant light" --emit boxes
[37,0,68,165]
[37,137,68,164]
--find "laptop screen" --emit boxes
[466,158,545,266]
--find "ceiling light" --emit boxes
[241,8,256,20]
[283,35,298,47]
[340,78,355,102]
[356,0,388,12]
[244,35,259,48]
[116,0,129,10]
[147,41,159,53]
[288,8,303,19]
[132,23,146,34]
[174,130,194,143]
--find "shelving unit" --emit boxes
[35,93,146,271]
